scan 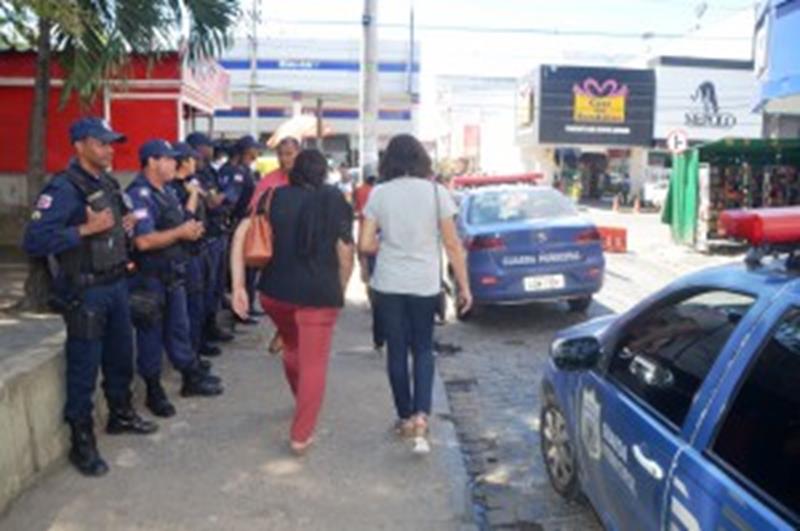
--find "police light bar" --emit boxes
[451,173,543,189]
[719,208,800,246]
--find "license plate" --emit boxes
[523,274,565,292]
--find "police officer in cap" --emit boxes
[168,142,219,360]
[218,135,259,325]
[186,132,234,345]
[23,117,158,477]
[127,139,223,418]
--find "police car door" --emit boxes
[667,295,800,531]
[578,289,757,530]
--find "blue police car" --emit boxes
[453,185,604,318]
[539,208,800,530]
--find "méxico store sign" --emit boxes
[538,65,655,146]
[653,57,762,142]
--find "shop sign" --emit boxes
[685,81,737,129]
[539,65,655,146]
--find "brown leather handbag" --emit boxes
[244,187,276,268]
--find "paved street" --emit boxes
[0,209,739,531]
[434,208,738,529]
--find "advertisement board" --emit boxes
[539,65,655,146]
[654,58,762,142]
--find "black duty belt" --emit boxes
[77,264,128,288]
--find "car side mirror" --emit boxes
[551,336,601,371]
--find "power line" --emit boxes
[263,18,751,41]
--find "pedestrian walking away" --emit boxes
[22,117,158,477]
[248,136,301,355]
[127,139,224,419]
[358,134,473,455]
[231,149,355,456]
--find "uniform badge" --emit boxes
[139,188,150,198]
[134,208,149,220]
[36,194,53,210]
[31,211,42,221]
[234,174,244,183]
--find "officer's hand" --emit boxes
[79,207,115,237]
[179,220,205,241]
[207,192,225,209]
[232,286,249,321]
[187,182,206,198]
[122,213,138,235]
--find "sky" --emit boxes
[239,0,759,77]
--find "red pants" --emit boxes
[260,295,339,443]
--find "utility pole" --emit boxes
[248,0,260,139]
[360,0,379,179]
[316,97,324,150]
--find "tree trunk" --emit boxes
[18,16,53,313]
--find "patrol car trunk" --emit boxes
[466,218,601,271]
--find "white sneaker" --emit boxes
[412,436,431,454]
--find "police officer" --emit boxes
[127,139,223,418]
[168,142,218,360]
[186,132,234,346]
[22,117,158,477]
[218,135,260,325]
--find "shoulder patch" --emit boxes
[139,188,150,198]
[36,194,53,210]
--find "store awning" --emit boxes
[697,138,800,166]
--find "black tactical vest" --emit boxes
[136,185,188,273]
[57,168,129,279]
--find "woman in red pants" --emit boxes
[231,149,354,455]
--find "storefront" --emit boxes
[0,51,230,245]
[663,138,800,249]
[755,0,800,139]
[516,65,655,198]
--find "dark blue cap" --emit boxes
[69,117,126,144]
[173,142,200,160]
[185,132,214,149]
[236,135,261,152]
[138,139,181,165]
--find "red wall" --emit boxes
[0,87,103,173]
[110,99,178,171]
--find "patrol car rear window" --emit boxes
[467,189,577,226]
[712,308,800,520]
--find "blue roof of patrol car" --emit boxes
[672,258,800,299]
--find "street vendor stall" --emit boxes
[663,138,800,250]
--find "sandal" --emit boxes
[268,333,284,355]
[393,419,415,439]
[412,415,431,454]
[290,438,314,456]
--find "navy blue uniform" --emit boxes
[168,177,207,353]
[198,165,229,325]
[126,175,196,378]
[22,161,134,422]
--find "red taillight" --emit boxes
[480,276,499,285]
[576,228,602,244]
[721,208,800,246]
[467,235,505,251]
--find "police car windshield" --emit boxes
[467,188,577,226]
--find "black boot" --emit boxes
[106,400,159,435]
[199,343,222,357]
[145,377,176,418]
[198,357,212,371]
[181,368,224,397]
[68,419,109,477]
[196,361,222,384]
[205,317,233,343]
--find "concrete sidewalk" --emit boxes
[0,290,472,530]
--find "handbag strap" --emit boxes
[432,181,444,284]
[253,186,276,220]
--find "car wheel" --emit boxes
[540,402,581,499]
[568,296,592,313]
